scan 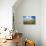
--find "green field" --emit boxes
[23,20,35,24]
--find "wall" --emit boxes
[0,0,16,38]
[0,0,16,30]
[13,0,41,46]
[41,0,46,46]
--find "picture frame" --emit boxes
[23,16,36,24]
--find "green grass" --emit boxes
[23,20,35,24]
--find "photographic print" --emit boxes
[23,16,36,24]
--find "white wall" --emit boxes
[41,0,46,46]
[0,0,16,29]
[13,0,41,46]
[13,0,46,46]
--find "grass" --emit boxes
[23,20,35,24]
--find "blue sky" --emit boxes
[23,16,35,20]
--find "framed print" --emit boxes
[23,16,36,24]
